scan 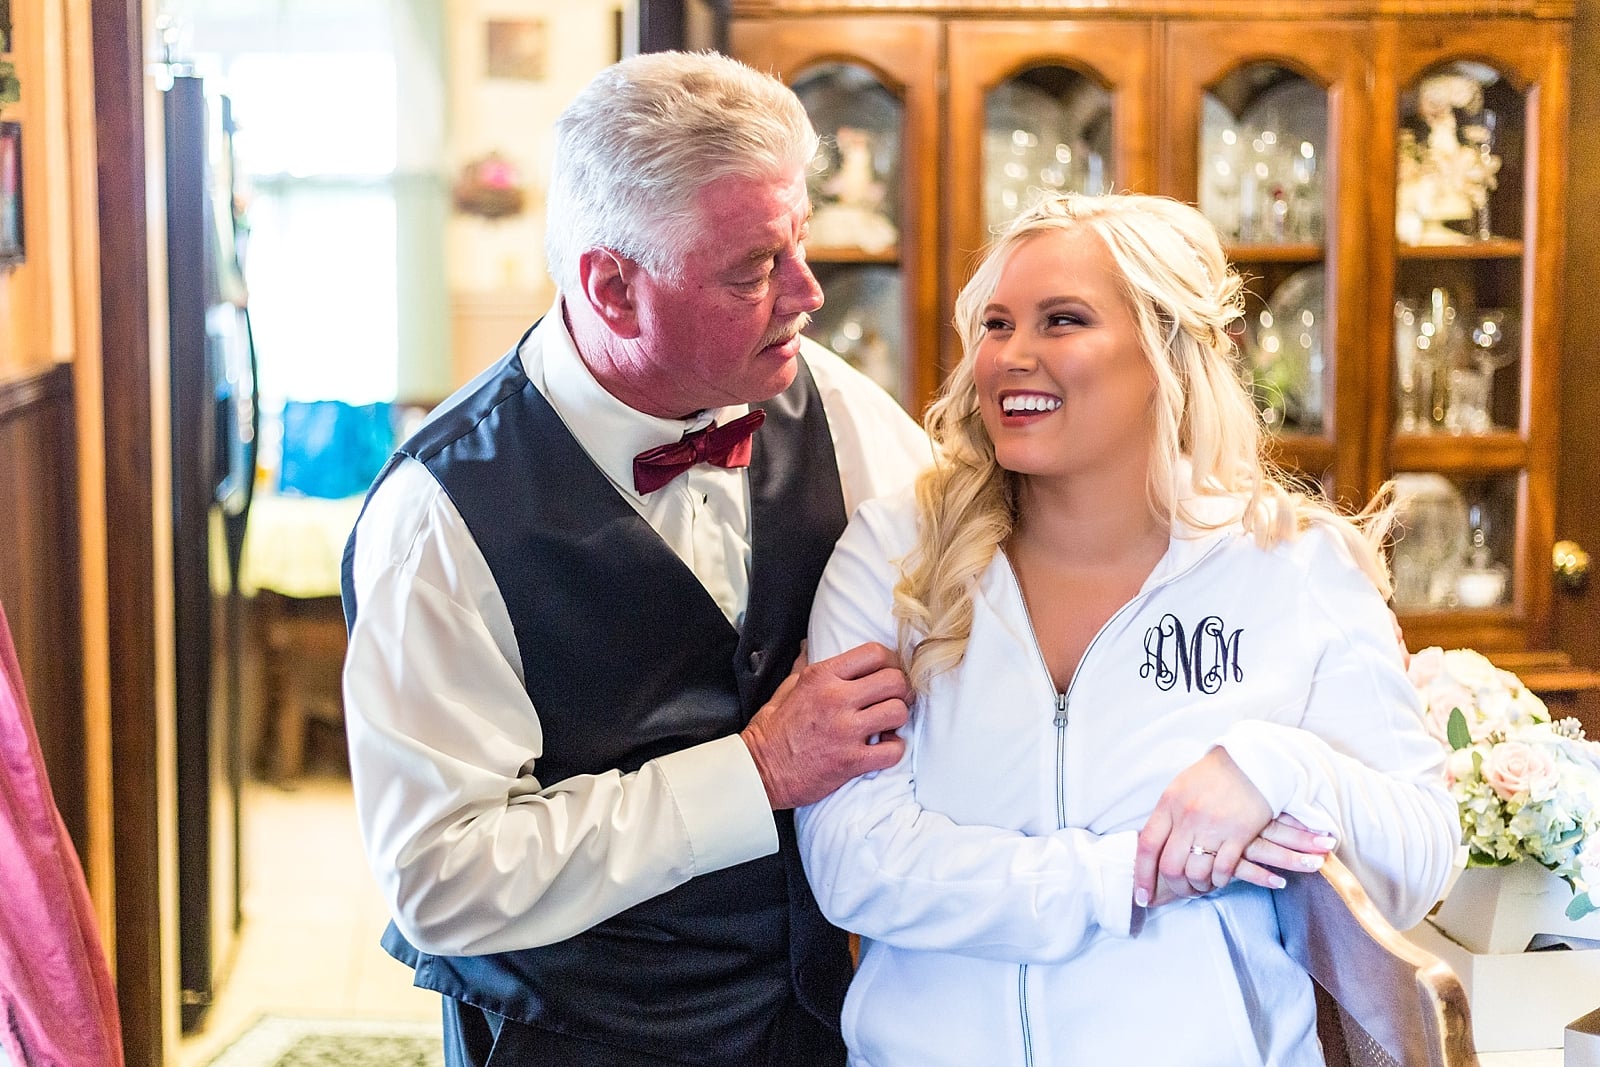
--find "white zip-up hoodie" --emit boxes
[798,482,1457,1067]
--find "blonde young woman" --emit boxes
[797,192,1457,1066]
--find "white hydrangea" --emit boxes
[1414,646,1600,919]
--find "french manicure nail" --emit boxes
[1313,836,1337,849]
[1134,887,1149,908]
[1302,854,1326,870]
[1270,875,1286,889]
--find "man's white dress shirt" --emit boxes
[344,307,929,956]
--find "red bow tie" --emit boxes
[632,408,766,494]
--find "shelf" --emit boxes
[1265,433,1335,478]
[807,245,899,266]
[1397,238,1524,261]
[1397,607,1517,624]
[1390,431,1527,473]
[1224,242,1324,263]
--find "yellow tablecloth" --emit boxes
[212,491,365,599]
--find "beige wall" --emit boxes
[444,0,622,383]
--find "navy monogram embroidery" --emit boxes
[1140,614,1244,693]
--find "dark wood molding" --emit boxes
[0,361,86,856]
[0,361,74,419]
[92,0,167,1062]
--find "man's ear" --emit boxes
[577,248,642,339]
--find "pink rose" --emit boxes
[1426,683,1476,739]
[1408,646,1446,688]
[1482,741,1558,801]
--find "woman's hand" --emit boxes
[1132,748,1337,909]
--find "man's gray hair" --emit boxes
[545,51,819,294]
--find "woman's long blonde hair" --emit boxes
[894,192,1393,693]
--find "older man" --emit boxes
[341,50,928,1067]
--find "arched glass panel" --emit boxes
[1397,62,1521,246]
[1200,63,1327,245]
[983,65,1111,233]
[794,63,903,255]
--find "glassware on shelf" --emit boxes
[1391,472,1470,611]
[1444,362,1491,435]
[1455,502,1510,608]
[1244,265,1325,433]
[1393,298,1424,433]
[1465,109,1499,240]
[983,74,1110,233]
[1469,308,1515,368]
[1395,296,1516,436]
[1394,286,1478,434]
[803,265,903,402]
[1199,72,1325,244]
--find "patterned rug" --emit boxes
[205,1016,443,1067]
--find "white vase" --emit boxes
[1432,860,1600,954]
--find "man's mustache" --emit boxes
[758,313,810,350]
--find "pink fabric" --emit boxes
[0,602,123,1067]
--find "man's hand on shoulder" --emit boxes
[741,642,911,810]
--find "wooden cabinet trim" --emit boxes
[733,2,1573,19]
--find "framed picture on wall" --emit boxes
[0,121,21,267]
[485,19,546,82]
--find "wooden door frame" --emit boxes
[92,0,177,1063]
[1554,0,1600,675]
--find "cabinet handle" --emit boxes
[1554,540,1591,592]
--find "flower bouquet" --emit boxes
[1409,646,1600,924]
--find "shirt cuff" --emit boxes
[1217,722,1340,838]
[653,734,779,875]
[1216,720,1303,816]
[1096,830,1138,938]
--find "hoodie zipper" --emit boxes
[1011,584,1068,1067]
[1007,536,1229,1065]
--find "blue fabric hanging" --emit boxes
[278,399,395,499]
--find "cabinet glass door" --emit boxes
[1389,58,1528,622]
[793,62,906,402]
[1202,62,1329,441]
[1392,61,1527,446]
[1375,21,1566,649]
[1166,23,1370,502]
[729,17,939,414]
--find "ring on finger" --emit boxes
[1188,844,1218,858]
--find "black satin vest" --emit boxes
[342,333,852,1065]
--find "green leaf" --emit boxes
[1568,892,1597,922]
[1465,848,1517,869]
[1447,707,1472,751]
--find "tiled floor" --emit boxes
[177,772,439,1067]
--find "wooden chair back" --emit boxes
[1278,855,1479,1067]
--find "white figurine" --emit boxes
[810,126,899,255]
[1397,72,1501,245]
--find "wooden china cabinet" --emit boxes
[732,1,1592,684]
